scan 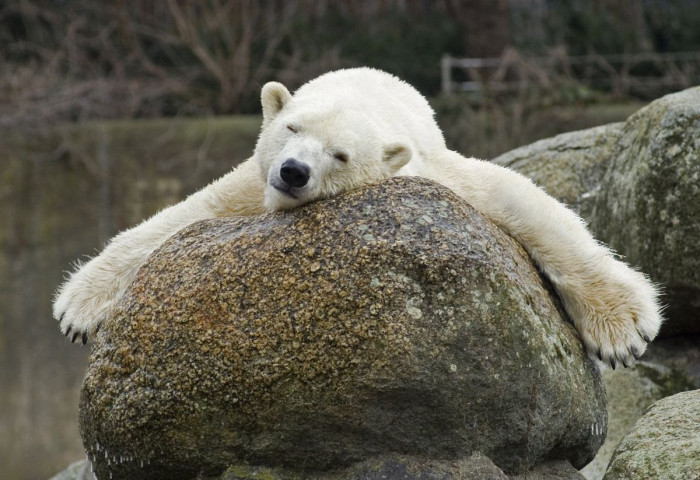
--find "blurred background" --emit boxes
[1,1,699,478]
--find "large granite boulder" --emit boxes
[79,177,606,480]
[591,88,700,337]
[603,389,700,480]
[494,87,700,337]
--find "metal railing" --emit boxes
[441,49,700,95]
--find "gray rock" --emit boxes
[457,453,511,480]
[591,87,700,336]
[48,460,94,480]
[580,354,696,480]
[512,460,586,480]
[603,390,700,480]
[79,177,606,480]
[492,123,623,220]
[217,453,510,480]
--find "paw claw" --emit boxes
[636,327,652,343]
[53,254,119,346]
[631,345,642,360]
[610,358,617,370]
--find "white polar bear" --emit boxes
[53,68,662,369]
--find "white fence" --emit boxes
[441,49,700,95]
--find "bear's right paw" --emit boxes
[569,258,662,369]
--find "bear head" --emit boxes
[254,81,412,211]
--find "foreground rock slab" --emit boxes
[580,350,697,480]
[214,454,585,480]
[603,389,700,480]
[79,177,605,480]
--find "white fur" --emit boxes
[54,68,662,368]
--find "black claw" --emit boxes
[82,332,88,345]
[631,345,642,360]
[65,326,72,337]
[610,358,617,370]
[622,358,630,368]
[637,327,651,343]
[596,349,603,361]
[59,312,65,322]
[71,332,80,343]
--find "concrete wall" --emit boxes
[0,117,260,479]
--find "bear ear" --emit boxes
[261,82,292,125]
[382,143,412,173]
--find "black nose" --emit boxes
[280,158,310,188]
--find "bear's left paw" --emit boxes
[568,259,662,369]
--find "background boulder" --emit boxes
[493,123,622,220]
[79,177,606,480]
[591,87,700,337]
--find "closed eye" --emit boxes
[287,124,298,133]
[333,152,348,163]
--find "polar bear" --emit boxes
[53,68,661,369]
